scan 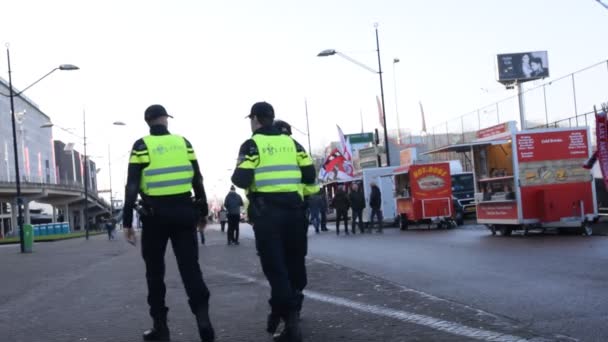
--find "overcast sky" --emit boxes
[2,0,608,201]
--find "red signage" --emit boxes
[516,129,588,162]
[477,202,518,220]
[476,123,509,140]
[596,112,608,189]
[409,163,452,199]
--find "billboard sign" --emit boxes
[496,51,549,83]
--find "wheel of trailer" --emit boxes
[455,211,464,226]
[523,226,529,236]
[488,225,496,236]
[437,221,443,229]
[500,226,512,236]
[400,214,408,230]
[449,219,457,229]
[581,223,593,236]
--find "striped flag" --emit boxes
[419,101,427,133]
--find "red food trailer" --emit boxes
[393,162,456,229]
[425,121,598,236]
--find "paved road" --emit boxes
[0,224,569,342]
[231,222,608,341]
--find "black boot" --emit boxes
[143,318,170,341]
[267,312,281,334]
[273,312,302,342]
[195,306,215,342]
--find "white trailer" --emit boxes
[357,166,399,225]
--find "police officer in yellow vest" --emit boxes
[273,119,321,323]
[232,102,316,342]
[123,104,215,342]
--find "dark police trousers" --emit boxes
[252,203,308,316]
[227,213,240,244]
[141,199,210,320]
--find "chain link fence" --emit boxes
[427,60,608,154]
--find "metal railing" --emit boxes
[0,180,110,207]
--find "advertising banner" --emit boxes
[516,129,588,162]
[516,129,590,187]
[477,202,518,220]
[496,51,549,83]
[409,163,452,199]
[595,110,608,189]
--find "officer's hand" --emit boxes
[197,217,208,231]
[124,227,137,246]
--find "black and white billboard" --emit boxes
[496,51,549,83]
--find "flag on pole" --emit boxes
[337,125,353,162]
[419,101,427,133]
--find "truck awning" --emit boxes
[422,139,510,155]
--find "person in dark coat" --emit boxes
[320,188,329,231]
[331,185,350,235]
[369,182,383,233]
[348,183,365,234]
[307,193,322,233]
[224,185,244,245]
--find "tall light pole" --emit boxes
[4,45,79,253]
[82,110,89,239]
[317,23,391,166]
[304,99,312,154]
[109,121,126,222]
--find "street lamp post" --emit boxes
[317,24,391,166]
[82,110,89,239]
[4,45,79,253]
[108,121,126,224]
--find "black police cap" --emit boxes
[145,104,173,122]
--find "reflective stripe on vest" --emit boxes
[250,134,301,194]
[140,135,194,196]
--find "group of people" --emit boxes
[122,102,314,342]
[329,182,384,235]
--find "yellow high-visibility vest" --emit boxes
[249,134,302,195]
[140,135,194,196]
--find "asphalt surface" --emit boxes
[231,220,606,342]
[0,223,571,342]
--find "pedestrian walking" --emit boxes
[224,185,244,245]
[369,182,383,233]
[218,207,228,233]
[348,183,365,234]
[320,188,329,231]
[122,104,215,342]
[105,219,115,240]
[199,224,206,245]
[331,185,350,235]
[232,102,315,342]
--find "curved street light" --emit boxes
[6,45,79,253]
[317,24,390,166]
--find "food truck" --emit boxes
[392,162,456,229]
[424,121,598,236]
